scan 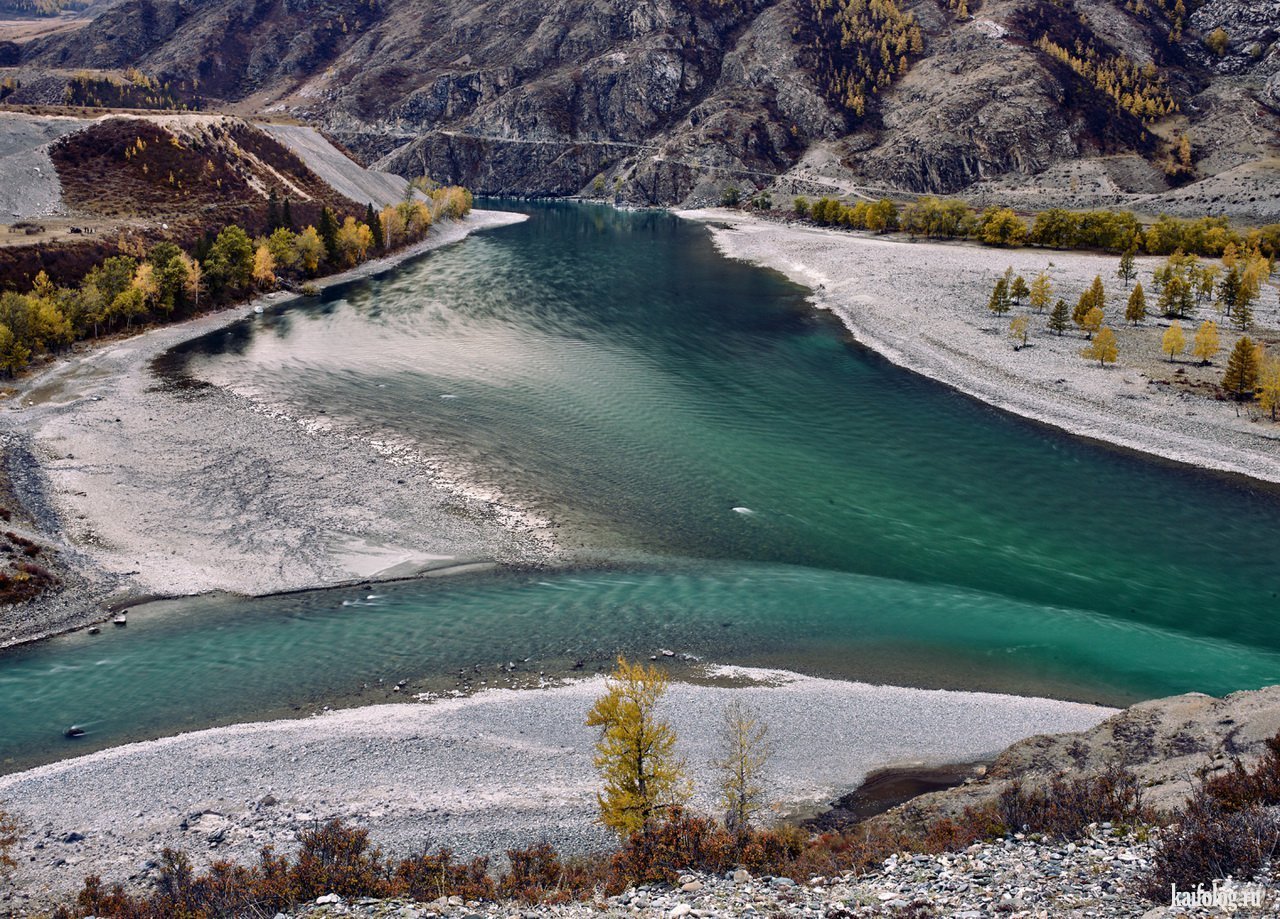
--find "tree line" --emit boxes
[0,185,474,375]
[983,246,1279,412]
[795,0,923,119]
[792,194,1280,260]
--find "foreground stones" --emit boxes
[284,824,1275,919]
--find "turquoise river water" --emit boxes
[3,202,1280,772]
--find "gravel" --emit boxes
[262,123,420,209]
[680,210,1280,486]
[0,111,84,220]
[0,210,540,647]
[0,665,1114,911]
[207,824,1280,918]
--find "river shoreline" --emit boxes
[679,209,1280,488]
[0,664,1115,911]
[0,209,548,650]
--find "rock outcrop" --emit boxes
[878,685,1280,834]
[6,0,1280,210]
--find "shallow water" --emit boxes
[4,202,1280,772]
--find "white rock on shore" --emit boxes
[679,210,1280,485]
[0,210,544,648]
[0,666,1114,909]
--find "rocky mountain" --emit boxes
[4,0,1278,212]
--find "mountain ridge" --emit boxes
[2,0,1278,211]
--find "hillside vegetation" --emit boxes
[0,0,1274,210]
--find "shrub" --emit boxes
[498,842,571,903]
[393,847,494,902]
[920,803,1007,852]
[1141,790,1279,901]
[997,763,1150,839]
[1201,733,1280,811]
[0,806,18,876]
[609,807,736,888]
[291,819,390,900]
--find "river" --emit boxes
[3,202,1278,772]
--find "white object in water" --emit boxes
[112,612,127,626]
[732,506,754,515]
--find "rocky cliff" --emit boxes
[4,0,1278,211]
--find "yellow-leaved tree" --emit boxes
[253,243,276,289]
[586,656,688,836]
[716,699,771,836]
[1192,320,1220,365]
[1081,326,1118,367]
[1258,353,1280,421]
[1162,321,1186,362]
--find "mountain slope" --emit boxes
[6,0,1279,212]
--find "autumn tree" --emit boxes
[1081,306,1104,338]
[1192,263,1219,315]
[1117,248,1137,289]
[716,699,770,836]
[1257,353,1280,421]
[183,254,202,310]
[978,208,1027,247]
[336,216,374,267]
[1205,27,1229,56]
[1081,326,1118,367]
[1010,274,1030,305]
[1162,322,1186,362]
[1029,272,1052,313]
[294,226,326,276]
[1154,252,1197,318]
[1009,315,1029,350]
[266,228,299,273]
[253,243,276,289]
[1222,335,1259,400]
[865,199,899,234]
[1048,298,1071,335]
[987,275,1012,315]
[1191,320,1220,365]
[149,241,189,315]
[203,225,254,298]
[1216,265,1241,319]
[1125,283,1147,325]
[1074,276,1105,331]
[586,656,688,836]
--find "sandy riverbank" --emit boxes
[680,209,1280,486]
[0,664,1115,910]
[0,209,548,648]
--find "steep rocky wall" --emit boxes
[9,0,1280,207]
